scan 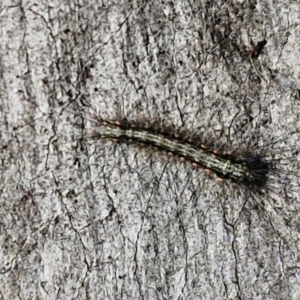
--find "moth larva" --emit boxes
[91,120,269,187]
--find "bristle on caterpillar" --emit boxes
[89,118,269,187]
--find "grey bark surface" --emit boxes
[1,1,300,299]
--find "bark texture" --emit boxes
[1,0,300,299]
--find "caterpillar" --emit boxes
[90,119,269,188]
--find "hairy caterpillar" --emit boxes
[90,119,270,187]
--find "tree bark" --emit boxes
[1,1,300,299]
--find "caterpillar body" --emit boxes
[91,120,269,187]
